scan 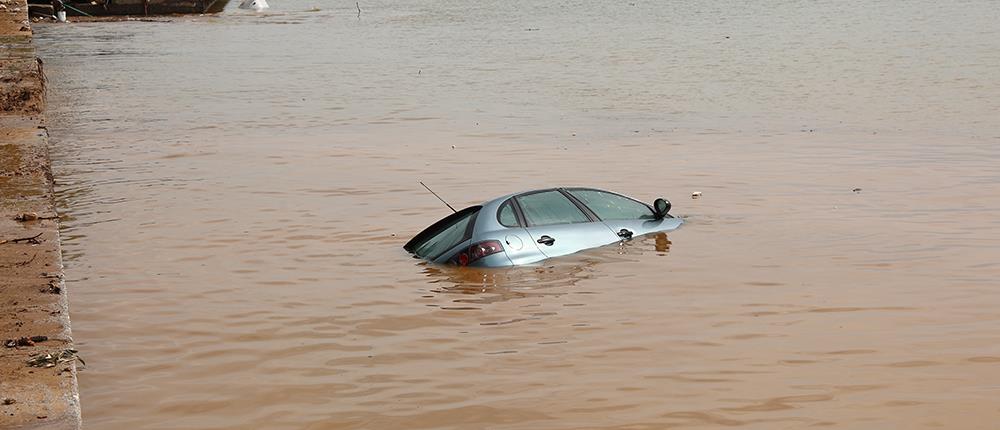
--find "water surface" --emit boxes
[34,1,1000,428]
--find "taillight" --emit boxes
[452,240,504,266]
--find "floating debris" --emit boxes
[691,191,702,199]
[852,188,862,193]
[26,349,84,368]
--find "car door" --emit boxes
[564,188,682,238]
[492,198,547,266]
[515,190,620,259]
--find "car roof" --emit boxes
[478,187,624,207]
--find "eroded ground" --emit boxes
[0,3,79,427]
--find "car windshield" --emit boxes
[567,189,654,220]
[409,208,479,259]
[517,190,590,226]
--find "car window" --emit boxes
[567,189,654,220]
[412,209,478,259]
[498,200,519,227]
[517,191,590,226]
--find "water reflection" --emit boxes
[655,232,672,253]
[611,232,675,257]
[420,232,675,305]
[421,262,594,306]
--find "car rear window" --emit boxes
[407,207,479,260]
[567,189,654,220]
[517,190,590,226]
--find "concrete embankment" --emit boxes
[1,2,81,429]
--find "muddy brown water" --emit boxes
[31,1,1000,428]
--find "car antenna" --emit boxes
[419,181,457,213]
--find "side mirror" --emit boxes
[653,198,671,219]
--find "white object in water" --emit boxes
[691,191,702,199]
[239,0,268,11]
[56,10,67,22]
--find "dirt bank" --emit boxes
[1,1,80,428]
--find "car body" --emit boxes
[404,187,682,267]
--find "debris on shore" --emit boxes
[40,281,62,294]
[26,349,84,368]
[1,3,79,425]
[4,336,49,347]
[0,233,43,245]
[12,212,58,222]
[14,212,38,221]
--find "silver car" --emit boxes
[404,187,682,267]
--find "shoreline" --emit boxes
[0,0,81,427]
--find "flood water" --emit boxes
[33,1,1000,428]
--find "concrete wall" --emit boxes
[0,3,81,429]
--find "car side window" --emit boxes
[498,200,520,227]
[517,191,590,226]
[412,210,477,259]
[567,189,654,220]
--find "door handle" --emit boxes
[537,235,555,246]
[618,229,633,240]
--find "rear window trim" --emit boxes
[404,206,481,258]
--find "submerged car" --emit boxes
[404,187,682,267]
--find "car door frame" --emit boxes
[561,188,681,238]
[477,196,544,266]
[511,189,620,259]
